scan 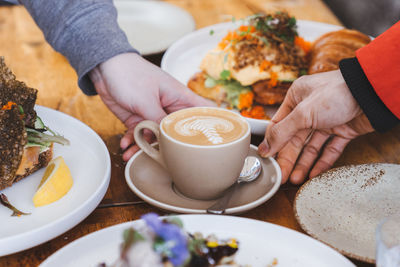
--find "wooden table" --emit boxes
[0,1,399,266]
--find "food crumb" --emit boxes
[267,257,278,266]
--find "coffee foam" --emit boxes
[175,116,234,145]
[162,108,248,146]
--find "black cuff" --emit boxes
[339,57,399,132]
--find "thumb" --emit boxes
[163,77,217,113]
[180,80,217,107]
[258,105,309,157]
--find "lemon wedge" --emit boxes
[33,156,73,207]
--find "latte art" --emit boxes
[162,108,248,146]
[175,116,234,144]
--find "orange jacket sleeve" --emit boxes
[356,21,400,119]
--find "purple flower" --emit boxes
[141,213,189,266]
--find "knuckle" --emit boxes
[303,144,320,157]
[289,134,304,148]
[325,144,342,156]
[295,103,313,128]
[294,75,309,85]
[268,124,280,140]
[277,154,296,166]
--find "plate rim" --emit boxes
[115,0,196,55]
[40,214,355,267]
[0,105,111,256]
[293,163,400,264]
[124,144,282,214]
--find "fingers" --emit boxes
[290,131,331,184]
[120,115,146,150]
[309,136,350,178]
[121,130,155,161]
[183,89,217,108]
[273,129,311,184]
[122,145,141,162]
[270,88,296,123]
[120,129,135,150]
[259,103,311,158]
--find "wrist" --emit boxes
[340,57,400,132]
[97,52,143,73]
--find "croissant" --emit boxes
[308,29,371,74]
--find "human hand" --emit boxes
[89,53,214,161]
[258,70,374,184]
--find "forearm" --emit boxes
[20,0,138,95]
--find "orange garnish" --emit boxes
[218,31,233,49]
[240,109,251,118]
[238,25,256,33]
[218,26,257,49]
[268,72,278,87]
[259,60,272,72]
[1,101,16,111]
[294,36,312,54]
[241,106,268,120]
[238,91,254,110]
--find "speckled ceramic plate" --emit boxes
[294,163,400,263]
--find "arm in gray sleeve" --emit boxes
[19,0,139,95]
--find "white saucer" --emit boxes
[114,0,196,55]
[125,145,281,214]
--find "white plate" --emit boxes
[161,20,343,135]
[40,214,355,267]
[0,106,111,256]
[294,163,400,263]
[115,0,195,55]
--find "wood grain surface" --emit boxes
[0,1,397,266]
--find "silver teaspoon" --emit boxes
[206,156,262,214]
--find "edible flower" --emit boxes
[227,238,238,249]
[206,241,218,248]
[142,213,189,266]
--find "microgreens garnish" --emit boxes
[220,69,231,80]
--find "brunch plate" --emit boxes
[161,20,343,135]
[40,214,355,267]
[114,0,195,55]
[0,106,111,256]
[125,144,281,214]
[294,163,400,263]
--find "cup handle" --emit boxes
[134,120,166,169]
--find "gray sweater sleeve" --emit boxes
[19,0,139,95]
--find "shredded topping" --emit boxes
[218,12,309,74]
